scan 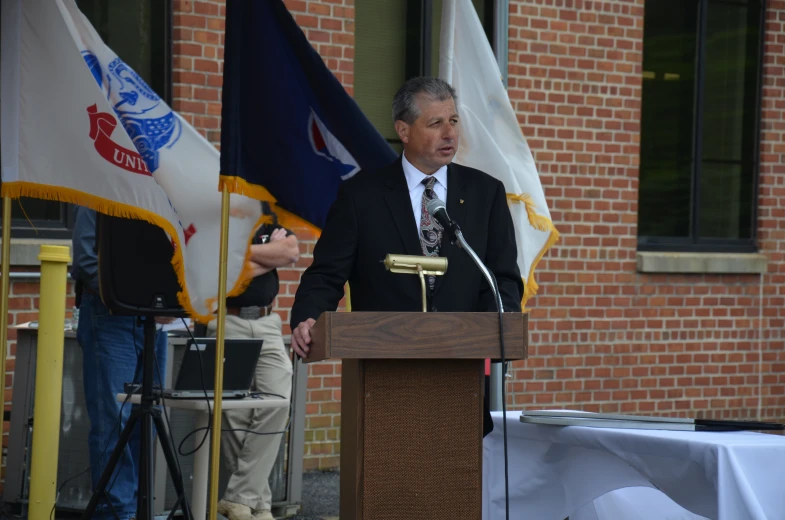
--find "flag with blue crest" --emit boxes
[0,0,264,322]
[219,0,397,231]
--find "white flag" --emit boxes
[1,0,265,321]
[440,0,559,307]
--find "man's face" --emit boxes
[395,95,459,174]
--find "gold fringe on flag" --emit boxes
[507,192,560,309]
[219,175,324,238]
[1,181,267,323]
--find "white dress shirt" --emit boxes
[402,153,448,233]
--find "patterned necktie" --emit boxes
[419,177,443,290]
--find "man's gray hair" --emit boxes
[392,76,457,125]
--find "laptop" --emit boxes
[162,338,263,399]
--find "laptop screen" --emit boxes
[173,338,263,392]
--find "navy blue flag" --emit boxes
[219,0,397,230]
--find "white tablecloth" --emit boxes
[482,411,785,520]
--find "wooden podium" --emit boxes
[304,311,528,520]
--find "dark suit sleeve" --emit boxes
[481,180,523,313]
[290,182,358,327]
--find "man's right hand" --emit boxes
[291,318,316,359]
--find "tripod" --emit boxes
[82,316,192,520]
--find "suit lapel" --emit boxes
[383,159,423,257]
[434,163,469,295]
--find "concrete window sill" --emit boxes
[1,238,72,267]
[636,252,767,275]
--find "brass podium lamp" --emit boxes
[384,254,447,312]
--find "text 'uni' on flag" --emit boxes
[0,0,265,322]
[440,0,560,308]
[218,0,397,232]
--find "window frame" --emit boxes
[379,0,496,150]
[0,0,173,240]
[636,0,767,253]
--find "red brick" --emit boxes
[173,42,203,57]
[308,3,331,16]
[284,0,307,12]
[193,30,220,45]
[194,1,219,16]
[174,14,206,28]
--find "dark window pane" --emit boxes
[638,0,699,239]
[355,0,408,154]
[699,162,753,239]
[11,199,62,222]
[76,0,166,96]
[356,0,493,156]
[698,0,760,240]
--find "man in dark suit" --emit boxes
[290,76,522,434]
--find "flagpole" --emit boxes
[489,0,509,413]
[439,0,456,84]
[0,197,11,469]
[208,186,231,520]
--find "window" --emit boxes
[0,0,170,238]
[637,0,764,252]
[354,0,494,153]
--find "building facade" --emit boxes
[1,0,783,481]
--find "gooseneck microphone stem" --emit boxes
[452,229,504,313]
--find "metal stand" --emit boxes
[81,317,192,520]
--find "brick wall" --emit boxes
[507,0,785,419]
[758,0,785,411]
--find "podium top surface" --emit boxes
[305,311,528,363]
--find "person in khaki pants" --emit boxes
[210,203,299,520]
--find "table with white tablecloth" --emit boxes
[482,411,785,520]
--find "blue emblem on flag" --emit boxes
[82,51,181,173]
[82,51,103,87]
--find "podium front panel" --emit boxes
[343,359,484,519]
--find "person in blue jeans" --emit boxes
[71,206,169,520]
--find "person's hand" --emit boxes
[291,318,316,358]
[269,227,288,242]
[154,316,176,324]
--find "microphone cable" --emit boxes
[487,271,511,520]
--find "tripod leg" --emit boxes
[82,409,141,519]
[137,405,156,520]
[137,318,158,520]
[153,411,193,520]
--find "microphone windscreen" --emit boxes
[426,197,447,216]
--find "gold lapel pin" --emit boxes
[460,199,465,204]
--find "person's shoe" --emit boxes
[252,510,275,520]
[217,499,255,520]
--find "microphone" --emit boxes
[425,197,503,313]
[426,198,461,244]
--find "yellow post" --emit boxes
[0,197,12,470]
[28,245,71,519]
[208,187,231,520]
